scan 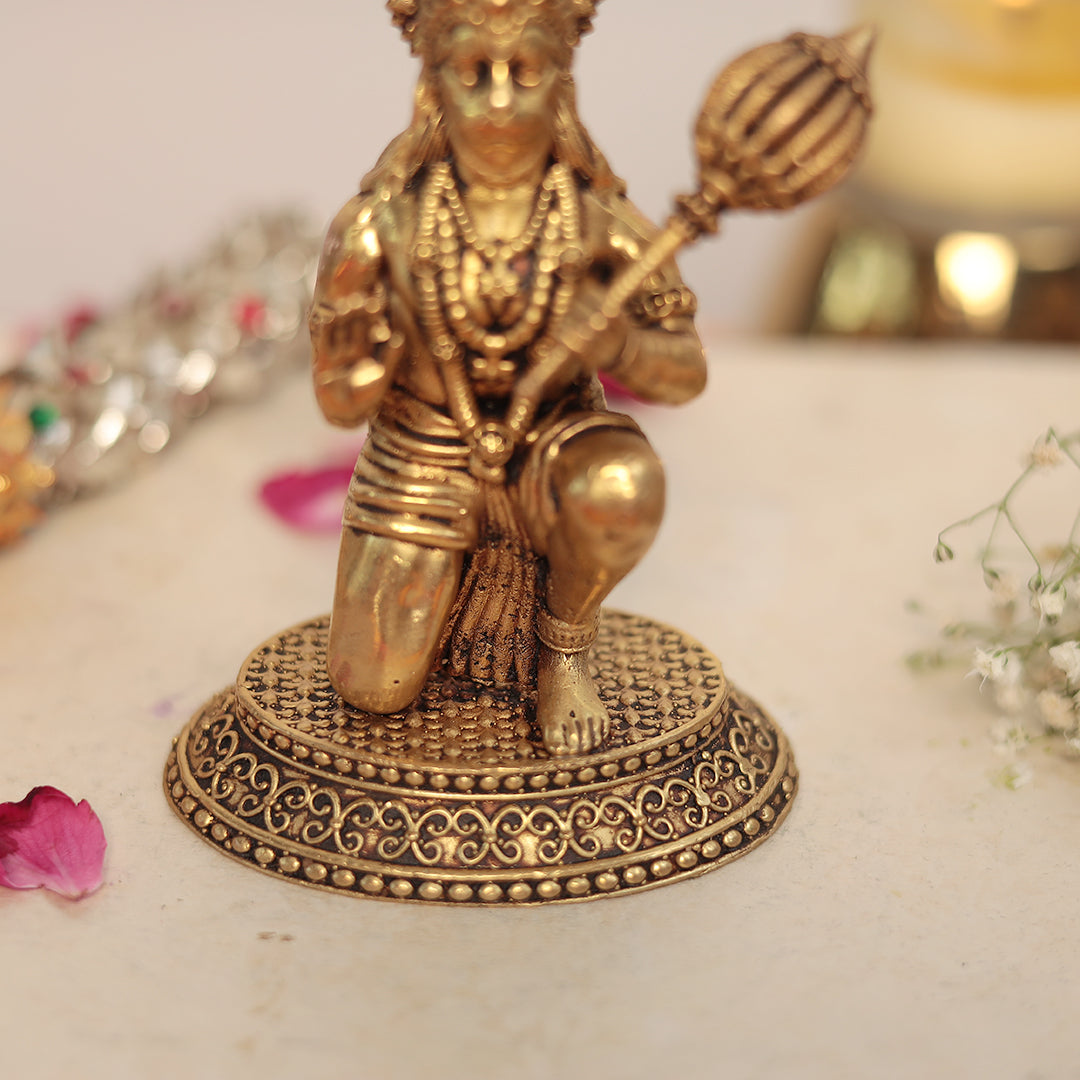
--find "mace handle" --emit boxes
[506,214,699,438]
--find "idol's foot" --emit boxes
[536,644,610,756]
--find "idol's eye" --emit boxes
[458,59,490,89]
[511,52,547,88]
[512,60,542,88]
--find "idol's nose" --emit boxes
[489,60,513,112]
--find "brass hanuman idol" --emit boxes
[166,1,873,904]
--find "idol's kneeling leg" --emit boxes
[327,529,463,714]
[532,427,666,755]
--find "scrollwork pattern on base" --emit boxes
[165,613,798,904]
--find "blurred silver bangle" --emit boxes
[0,210,320,548]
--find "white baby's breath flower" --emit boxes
[990,718,1032,756]
[1036,689,1077,732]
[971,647,1020,688]
[1032,585,1067,622]
[1000,760,1034,789]
[1027,433,1065,468]
[971,648,995,685]
[930,425,1080,772]
[1049,641,1080,686]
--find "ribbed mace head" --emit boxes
[692,25,876,216]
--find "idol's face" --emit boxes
[436,20,564,187]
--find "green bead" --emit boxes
[28,403,60,431]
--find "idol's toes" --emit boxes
[572,717,586,752]
[564,723,581,755]
[536,642,612,757]
[544,720,573,757]
[585,710,611,753]
[581,706,611,755]
[540,706,612,756]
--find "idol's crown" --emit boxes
[388,0,600,55]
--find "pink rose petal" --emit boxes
[0,786,107,899]
[599,371,640,403]
[259,465,353,533]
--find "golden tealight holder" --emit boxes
[787,0,1080,342]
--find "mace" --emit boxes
[502,25,876,444]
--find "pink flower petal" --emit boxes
[0,786,106,899]
[259,465,353,533]
[599,371,640,403]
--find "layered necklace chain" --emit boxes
[414,162,583,395]
[443,173,554,265]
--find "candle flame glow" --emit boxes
[935,232,1019,327]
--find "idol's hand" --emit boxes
[310,296,403,428]
[522,277,631,407]
[309,296,393,369]
[553,278,631,377]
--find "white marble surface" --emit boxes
[3,339,1080,1079]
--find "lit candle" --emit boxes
[856,0,1080,219]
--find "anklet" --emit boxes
[536,608,600,654]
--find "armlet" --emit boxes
[628,282,699,325]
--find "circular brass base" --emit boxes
[164,612,797,905]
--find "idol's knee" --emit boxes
[326,530,461,714]
[556,431,666,564]
[326,618,427,714]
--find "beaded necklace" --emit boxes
[414,162,582,389]
[412,162,585,481]
[412,162,584,481]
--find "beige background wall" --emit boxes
[0,0,843,334]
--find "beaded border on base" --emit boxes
[164,612,797,905]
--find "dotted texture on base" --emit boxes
[165,612,797,905]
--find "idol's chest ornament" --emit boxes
[412,162,585,475]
